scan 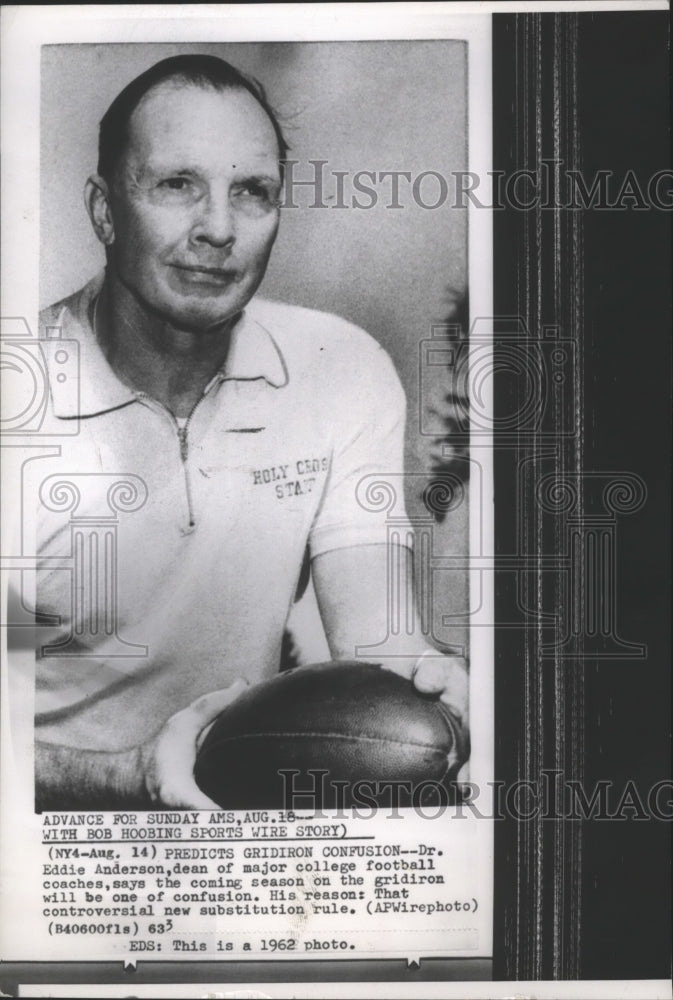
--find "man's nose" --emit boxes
[192,190,236,248]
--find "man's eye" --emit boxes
[234,183,274,203]
[160,177,191,191]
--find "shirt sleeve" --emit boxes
[309,332,414,558]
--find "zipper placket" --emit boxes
[136,388,219,531]
[174,397,203,529]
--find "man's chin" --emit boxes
[112,269,253,335]
[151,290,251,335]
[171,304,243,335]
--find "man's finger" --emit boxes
[412,657,450,694]
[175,679,249,734]
[163,780,222,811]
[438,687,469,725]
[411,654,469,724]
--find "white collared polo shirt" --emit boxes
[33,275,412,751]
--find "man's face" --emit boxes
[104,82,281,332]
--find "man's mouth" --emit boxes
[172,264,242,284]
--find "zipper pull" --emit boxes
[178,426,189,462]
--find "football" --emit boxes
[193,660,468,810]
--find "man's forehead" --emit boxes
[124,79,281,167]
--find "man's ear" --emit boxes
[84,174,115,246]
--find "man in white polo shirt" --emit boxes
[34,55,468,809]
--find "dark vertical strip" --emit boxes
[493,13,585,979]
[493,9,671,981]
[576,12,672,979]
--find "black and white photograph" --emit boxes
[0,3,670,998]
[32,38,479,814]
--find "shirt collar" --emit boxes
[45,273,288,419]
[221,306,288,389]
